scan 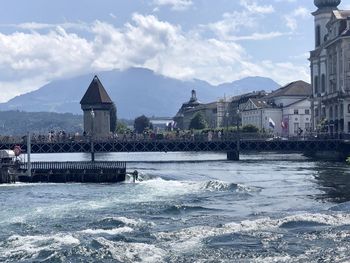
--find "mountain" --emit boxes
[0,68,280,119]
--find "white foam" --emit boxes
[79,226,133,235]
[95,237,166,263]
[114,216,155,227]
[154,212,350,252]
[0,233,80,260]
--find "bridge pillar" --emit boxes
[227,150,240,161]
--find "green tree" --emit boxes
[134,115,152,133]
[189,112,208,130]
[241,124,259,133]
[110,103,117,132]
[116,121,128,133]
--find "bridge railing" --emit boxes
[0,132,348,145]
[20,161,127,170]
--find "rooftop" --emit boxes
[267,80,312,98]
[80,75,113,105]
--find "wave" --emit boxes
[79,226,133,235]
[92,216,154,228]
[162,204,217,215]
[93,237,166,263]
[154,212,350,252]
[200,180,260,193]
[0,233,80,262]
[125,172,159,183]
[201,181,239,192]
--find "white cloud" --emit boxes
[0,14,309,102]
[152,0,193,11]
[206,11,257,40]
[284,7,309,31]
[240,0,275,14]
[230,31,289,41]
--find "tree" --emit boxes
[241,124,259,133]
[110,103,117,133]
[134,115,152,133]
[116,121,128,133]
[189,112,208,130]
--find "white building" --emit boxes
[242,98,282,133]
[241,81,312,136]
[310,0,350,134]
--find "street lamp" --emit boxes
[236,109,240,153]
[90,108,95,162]
[226,112,229,131]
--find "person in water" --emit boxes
[132,170,138,183]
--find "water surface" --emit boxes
[1,152,350,262]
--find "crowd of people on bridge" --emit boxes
[0,128,347,145]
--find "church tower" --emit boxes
[313,0,341,47]
[80,76,115,138]
[310,0,341,131]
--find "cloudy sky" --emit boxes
[0,0,349,102]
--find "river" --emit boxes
[0,152,350,262]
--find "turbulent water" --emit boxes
[1,152,350,262]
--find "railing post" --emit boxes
[27,132,32,177]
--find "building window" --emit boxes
[305,123,311,131]
[305,109,310,115]
[315,108,319,117]
[294,109,299,115]
[316,25,321,47]
[294,123,300,134]
[348,104,350,113]
[314,76,319,95]
[340,104,344,117]
[329,107,333,120]
[321,74,326,93]
[322,108,326,117]
[335,105,338,119]
[348,122,350,133]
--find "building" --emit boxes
[241,81,312,136]
[310,0,350,133]
[174,90,233,130]
[241,98,282,134]
[80,76,116,138]
[173,90,202,130]
[228,91,268,127]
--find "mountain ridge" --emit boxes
[0,67,281,118]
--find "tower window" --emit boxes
[314,76,319,94]
[316,25,321,47]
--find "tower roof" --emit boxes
[314,0,341,9]
[80,75,113,105]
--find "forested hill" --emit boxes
[0,111,83,136]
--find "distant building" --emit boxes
[228,90,268,127]
[174,90,235,129]
[80,76,116,138]
[173,90,202,129]
[241,81,312,136]
[310,0,350,133]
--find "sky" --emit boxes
[0,0,349,103]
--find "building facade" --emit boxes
[310,0,350,133]
[241,81,312,136]
[80,76,115,138]
[173,90,232,130]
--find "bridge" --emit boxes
[0,135,347,161]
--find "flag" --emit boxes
[269,118,275,129]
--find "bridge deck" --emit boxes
[0,139,344,154]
